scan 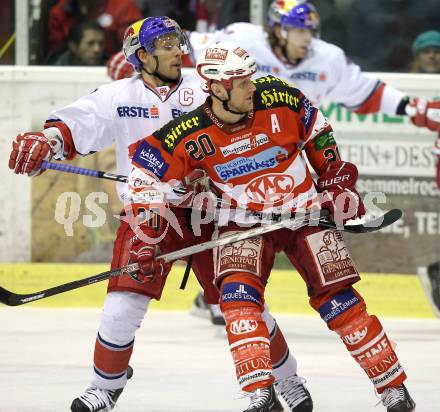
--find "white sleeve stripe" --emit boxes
[15,140,26,173]
[379,85,406,115]
[22,141,38,172]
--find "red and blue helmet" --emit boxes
[123,16,190,71]
[268,0,303,27]
[279,1,320,32]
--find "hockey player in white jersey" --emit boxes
[8,17,312,412]
[189,0,440,130]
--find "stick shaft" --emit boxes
[0,209,401,306]
[41,160,128,183]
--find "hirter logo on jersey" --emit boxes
[245,173,295,205]
[134,141,169,178]
[205,47,228,61]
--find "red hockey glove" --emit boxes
[434,131,440,189]
[9,132,61,176]
[406,98,440,131]
[317,161,366,225]
[107,51,134,81]
[129,227,171,283]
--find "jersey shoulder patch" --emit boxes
[152,105,207,153]
[253,75,303,113]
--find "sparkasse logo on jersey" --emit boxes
[214,146,288,182]
[220,133,269,157]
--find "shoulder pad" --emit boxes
[253,75,302,113]
[152,106,206,153]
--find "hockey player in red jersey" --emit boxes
[126,41,416,412]
[8,17,313,412]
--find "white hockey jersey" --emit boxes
[48,74,206,201]
[189,23,404,112]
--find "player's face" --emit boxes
[75,29,104,65]
[153,34,183,79]
[285,27,313,61]
[416,47,440,74]
[229,77,256,113]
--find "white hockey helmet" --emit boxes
[196,41,257,92]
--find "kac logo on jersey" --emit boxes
[134,141,169,178]
[245,173,295,204]
[342,327,368,346]
[230,319,258,335]
[214,146,288,182]
[117,105,160,119]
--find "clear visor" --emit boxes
[152,30,190,55]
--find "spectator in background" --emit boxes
[410,30,440,74]
[53,21,105,66]
[346,0,439,72]
[46,0,141,61]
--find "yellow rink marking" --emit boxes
[0,263,435,318]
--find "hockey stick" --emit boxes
[0,209,401,306]
[41,160,128,183]
[40,160,404,231]
[0,209,324,306]
[40,160,402,233]
[318,208,403,234]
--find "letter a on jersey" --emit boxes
[271,114,281,133]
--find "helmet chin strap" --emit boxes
[142,56,179,85]
[212,91,247,116]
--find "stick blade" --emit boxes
[0,286,18,306]
[345,208,403,233]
